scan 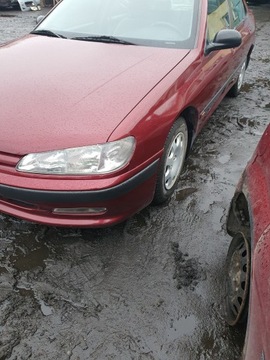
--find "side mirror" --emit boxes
[205,29,242,55]
[36,15,45,24]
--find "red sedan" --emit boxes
[225,124,270,359]
[0,0,255,227]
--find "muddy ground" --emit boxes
[0,3,270,360]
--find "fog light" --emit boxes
[53,207,107,215]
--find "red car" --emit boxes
[225,124,270,359]
[0,0,255,227]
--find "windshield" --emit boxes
[35,0,199,48]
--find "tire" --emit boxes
[224,232,251,326]
[153,118,188,204]
[227,59,247,98]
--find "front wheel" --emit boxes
[153,118,188,204]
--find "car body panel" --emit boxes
[0,35,190,154]
[241,125,270,244]
[243,127,270,360]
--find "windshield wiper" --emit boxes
[71,35,135,45]
[31,29,66,39]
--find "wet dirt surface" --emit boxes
[0,3,270,359]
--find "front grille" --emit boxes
[0,151,21,175]
[0,151,20,169]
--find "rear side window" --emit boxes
[207,0,230,42]
[229,0,246,28]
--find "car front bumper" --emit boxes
[14,0,40,11]
[0,160,159,227]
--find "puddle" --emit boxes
[5,230,51,271]
[11,244,49,271]
[17,286,34,297]
[176,187,197,201]
[236,117,260,129]
[241,82,255,93]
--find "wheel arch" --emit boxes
[227,191,251,239]
[225,192,253,327]
[178,106,199,154]
[246,45,254,69]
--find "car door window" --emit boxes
[228,0,246,28]
[207,0,230,43]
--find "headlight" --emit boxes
[17,137,135,175]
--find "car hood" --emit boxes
[0,35,189,155]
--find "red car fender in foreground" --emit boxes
[226,124,270,360]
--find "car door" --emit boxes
[227,0,255,75]
[196,0,235,132]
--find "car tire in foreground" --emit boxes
[224,232,251,326]
[153,118,188,204]
[228,59,247,97]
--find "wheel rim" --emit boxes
[164,131,187,190]
[237,61,246,92]
[225,232,250,326]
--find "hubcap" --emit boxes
[164,131,186,190]
[225,232,250,326]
